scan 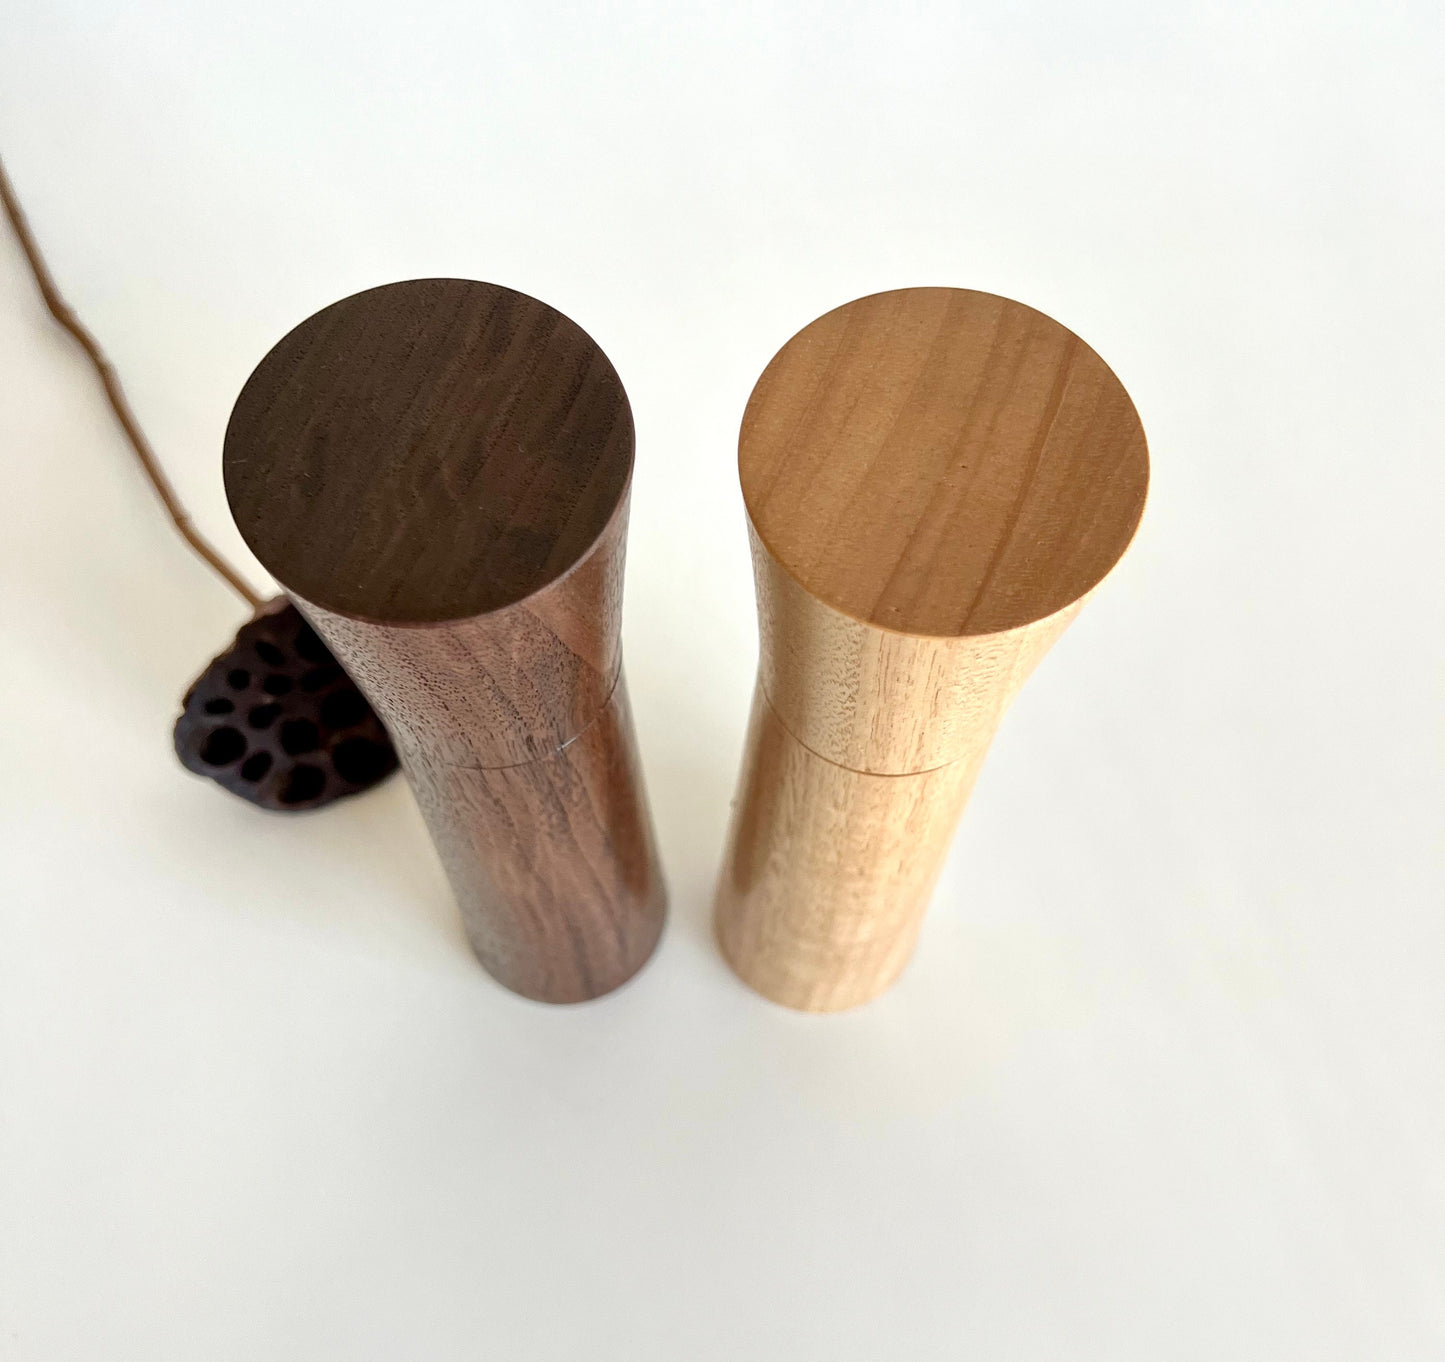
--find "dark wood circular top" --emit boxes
[224,279,633,623]
[739,288,1149,637]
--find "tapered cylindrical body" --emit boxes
[715,288,1149,1012]
[225,279,665,1003]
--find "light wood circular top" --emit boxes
[739,288,1149,638]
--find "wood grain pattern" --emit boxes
[716,685,981,1013]
[752,523,1085,774]
[716,288,1148,1011]
[396,674,663,1003]
[226,277,633,624]
[225,279,664,1002]
[302,502,626,770]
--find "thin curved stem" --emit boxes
[0,154,264,610]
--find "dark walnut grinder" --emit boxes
[174,599,398,811]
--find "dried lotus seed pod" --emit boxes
[174,598,397,811]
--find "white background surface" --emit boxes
[1,3,1442,1358]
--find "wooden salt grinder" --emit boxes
[224,279,665,1003]
[715,288,1149,1012]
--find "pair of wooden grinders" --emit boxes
[224,281,1149,1011]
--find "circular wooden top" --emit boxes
[225,279,633,623]
[739,288,1149,637]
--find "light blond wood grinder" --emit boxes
[714,287,1149,1012]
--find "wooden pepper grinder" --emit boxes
[224,279,666,1003]
[715,288,1149,1012]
